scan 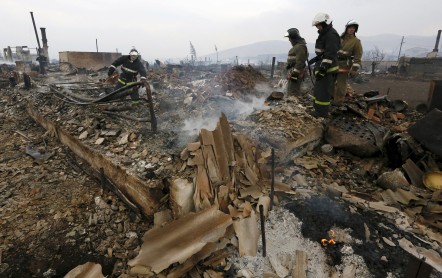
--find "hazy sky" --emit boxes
[1,0,440,62]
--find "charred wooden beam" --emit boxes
[27,106,163,217]
[144,81,157,132]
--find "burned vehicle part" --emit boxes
[325,115,387,157]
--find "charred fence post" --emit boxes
[259,204,266,257]
[270,57,276,80]
[145,81,157,132]
[100,167,106,187]
[270,148,275,210]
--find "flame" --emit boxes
[321,230,336,246]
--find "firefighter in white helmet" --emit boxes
[107,48,147,101]
[334,20,363,103]
[284,28,309,96]
[309,12,340,118]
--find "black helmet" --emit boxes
[284,28,300,40]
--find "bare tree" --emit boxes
[364,46,385,75]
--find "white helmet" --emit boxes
[312,12,331,26]
[129,48,139,61]
[345,19,359,32]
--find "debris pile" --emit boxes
[1,63,442,277]
[214,65,268,96]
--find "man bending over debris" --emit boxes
[107,48,147,101]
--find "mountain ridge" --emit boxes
[201,34,441,63]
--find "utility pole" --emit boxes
[397,37,405,64]
[395,36,405,74]
[30,12,46,74]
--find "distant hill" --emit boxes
[360,34,440,59]
[202,34,441,63]
[204,40,292,63]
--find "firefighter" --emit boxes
[334,20,363,103]
[310,12,340,118]
[285,28,308,96]
[107,48,147,100]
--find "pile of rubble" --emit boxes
[1,63,442,277]
[214,65,267,93]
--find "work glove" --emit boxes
[287,71,299,81]
[140,76,147,87]
[314,66,327,80]
[349,66,359,78]
[107,67,115,77]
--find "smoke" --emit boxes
[181,114,220,136]
[230,95,269,118]
[0,60,16,66]
[180,94,269,139]
[178,77,274,140]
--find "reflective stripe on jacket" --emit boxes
[111,55,147,81]
[314,24,341,73]
[337,34,363,69]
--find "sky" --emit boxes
[1,0,441,62]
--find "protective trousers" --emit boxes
[287,79,302,96]
[334,72,348,102]
[313,74,335,117]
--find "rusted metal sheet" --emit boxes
[427,80,442,111]
[408,108,442,157]
[402,159,425,188]
[27,106,163,217]
[404,256,432,278]
[128,206,232,274]
[325,116,386,157]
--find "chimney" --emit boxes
[7,46,13,62]
[40,27,49,61]
[433,30,442,52]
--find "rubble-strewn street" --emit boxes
[1,63,442,278]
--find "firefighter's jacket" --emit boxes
[287,38,309,75]
[314,24,340,73]
[337,34,363,70]
[110,56,147,82]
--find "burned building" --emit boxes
[398,30,442,78]
[398,56,442,78]
[2,46,38,63]
[58,51,121,71]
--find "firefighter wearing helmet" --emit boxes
[284,28,309,96]
[334,20,363,103]
[107,48,148,101]
[310,12,340,118]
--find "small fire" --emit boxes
[321,238,336,246]
[321,230,336,247]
